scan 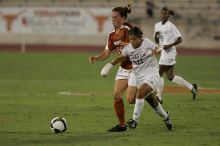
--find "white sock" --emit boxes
[172,75,193,90]
[133,98,145,122]
[154,103,168,119]
[156,77,164,101]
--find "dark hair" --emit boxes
[129,26,143,38]
[112,4,131,19]
[161,6,175,16]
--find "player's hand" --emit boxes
[155,31,161,39]
[100,63,113,77]
[154,47,162,55]
[89,56,97,63]
[163,45,171,50]
[118,41,129,46]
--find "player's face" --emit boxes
[160,10,169,23]
[129,34,142,48]
[111,11,125,28]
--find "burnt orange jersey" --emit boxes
[105,24,132,70]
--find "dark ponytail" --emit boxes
[112,4,132,19]
[126,3,132,14]
[169,10,175,16]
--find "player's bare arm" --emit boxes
[163,37,182,50]
[89,49,111,63]
[100,54,126,77]
[118,41,129,46]
[111,54,126,65]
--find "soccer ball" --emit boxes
[50,117,67,133]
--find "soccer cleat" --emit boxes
[107,124,127,132]
[191,83,198,100]
[163,112,172,130]
[126,119,137,129]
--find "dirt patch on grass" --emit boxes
[165,86,220,94]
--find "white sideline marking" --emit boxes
[58,91,111,96]
[58,86,220,97]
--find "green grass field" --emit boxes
[0,52,219,146]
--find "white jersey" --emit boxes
[121,38,159,80]
[154,21,181,63]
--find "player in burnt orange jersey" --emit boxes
[89,5,137,132]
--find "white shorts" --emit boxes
[159,56,176,65]
[115,67,137,87]
[128,71,136,86]
[115,67,131,80]
[136,74,160,91]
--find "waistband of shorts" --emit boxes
[119,67,132,73]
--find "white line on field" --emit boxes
[58,91,111,96]
[58,86,220,97]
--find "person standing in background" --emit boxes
[146,0,155,18]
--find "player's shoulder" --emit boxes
[121,25,131,33]
[143,38,152,44]
[122,22,133,30]
[142,38,156,47]
[121,44,132,55]
[155,21,162,26]
[167,21,176,27]
[108,24,130,36]
[123,44,131,50]
[108,29,115,36]
[107,29,117,40]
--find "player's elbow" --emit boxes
[154,38,159,44]
[178,37,182,44]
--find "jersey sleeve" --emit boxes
[170,23,182,38]
[124,29,130,42]
[154,23,159,35]
[121,45,129,57]
[146,39,158,50]
[105,33,114,50]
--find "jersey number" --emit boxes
[134,59,144,65]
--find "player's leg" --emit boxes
[126,83,151,129]
[126,72,137,104]
[126,86,137,104]
[157,55,173,103]
[156,65,167,103]
[127,75,172,130]
[166,65,198,99]
[107,79,128,132]
[145,91,172,130]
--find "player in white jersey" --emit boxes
[110,26,173,130]
[154,7,198,102]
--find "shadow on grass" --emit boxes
[11,131,134,146]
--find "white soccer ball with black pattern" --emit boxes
[50,117,67,133]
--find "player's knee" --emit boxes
[126,97,135,104]
[167,75,174,81]
[145,91,158,108]
[138,92,146,99]
[145,91,153,101]
[159,71,163,77]
[113,92,122,101]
